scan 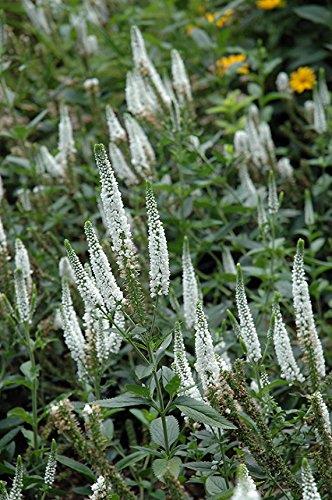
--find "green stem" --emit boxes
[23,323,39,450]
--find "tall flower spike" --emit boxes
[272,299,304,383]
[15,238,32,292]
[268,170,279,214]
[259,122,276,165]
[231,464,261,500]
[8,455,23,500]
[194,302,220,391]
[301,459,321,500]
[61,279,87,380]
[58,104,76,166]
[105,105,126,143]
[235,264,262,362]
[39,146,65,178]
[14,269,30,324]
[182,237,198,328]
[173,323,202,401]
[313,88,327,134]
[44,439,57,487]
[276,157,294,179]
[125,114,155,169]
[126,70,145,118]
[64,240,104,308]
[130,25,150,75]
[171,49,192,104]
[311,391,332,438]
[318,68,330,106]
[234,130,250,159]
[222,246,236,275]
[84,221,124,311]
[124,114,150,176]
[109,142,138,186]
[292,239,325,380]
[146,183,170,297]
[94,144,138,275]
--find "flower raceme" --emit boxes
[231,463,261,500]
[146,182,170,298]
[182,236,199,328]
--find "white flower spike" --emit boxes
[231,464,261,500]
[173,323,202,401]
[182,237,199,328]
[105,105,126,143]
[301,459,321,500]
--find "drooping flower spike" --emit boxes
[235,264,262,363]
[146,182,170,298]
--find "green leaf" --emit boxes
[174,396,236,429]
[0,427,21,449]
[126,384,151,398]
[165,374,181,397]
[8,407,33,425]
[95,394,149,408]
[206,475,227,495]
[294,6,332,27]
[57,455,95,481]
[117,451,150,471]
[101,419,114,441]
[152,457,182,481]
[150,416,179,449]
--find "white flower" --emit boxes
[59,256,75,282]
[109,142,138,186]
[292,239,325,378]
[124,114,155,174]
[171,49,192,104]
[235,264,262,363]
[14,269,30,324]
[318,71,330,106]
[22,0,50,34]
[312,391,331,437]
[313,89,327,134]
[272,301,304,383]
[39,145,65,178]
[245,117,267,166]
[57,105,76,167]
[8,456,24,500]
[146,183,170,297]
[276,72,290,93]
[234,130,250,159]
[84,221,124,312]
[130,25,150,75]
[268,170,279,214]
[259,122,276,165]
[194,302,220,391]
[89,475,112,499]
[276,157,294,179]
[105,105,126,143]
[15,238,32,292]
[231,464,261,500]
[301,459,321,500]
[182,237,198,328]
[44,440,57,487]
[173,323,202,400]
[126,70,158,120]
[84,78,99,93]
[94,144,138,275]
[61,279,87,380]
[222,247,236,275]
[0,216,8,254]
[64,240,104,309]
[304,100,315,124]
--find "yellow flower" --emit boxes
[205,9,234,28]
[290,67,316,93]
[256,0,284,9]
[216,54,249,76]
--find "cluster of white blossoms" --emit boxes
[124,113,155,177]
[71,12,98,56]
[0,216,8,255]
[292,239,325,378]
[89,475,112,500]
[14,239,32,324]
[231,464,261,500]
[146,183,170,298]
[272,301,304,383]
[182,237,199,328]
[173,323,202,401]
[311,391,332,438]
[109,142,138,186]
[1,455,24,500]
[94,144,138,275]
[312,88,327,134]
[171,49,192,104]
[194,302,221,391]
[301,459,321,500]
[44,440,57,487]
[57,104,76,168]
[126,70,159,121]
[235,264,262,363]
[22,0,50,34]
[38,145,65,179]
[267,170,279,215]
[234,106,294,181]
[106,105,126,144]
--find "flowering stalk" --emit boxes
[292,239,325,387]
[105,105,126,143]
[301,458,321,500]
[42,439,57,496]
[235,264,262,363]
[146,182,170,298]
[182,236,198,328]
[231,463,261,500]
[173,323,202,400]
